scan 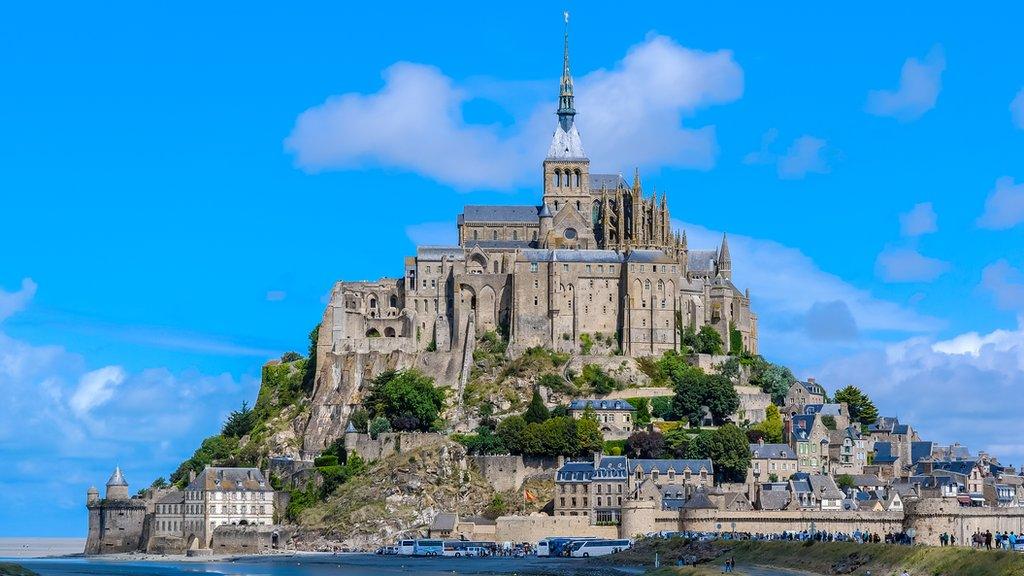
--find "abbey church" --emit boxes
[319,27,757,361]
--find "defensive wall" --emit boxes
[344,431,448,462]
[905,498,1024,546]
[470,454,562,492]
[490,515,618,543]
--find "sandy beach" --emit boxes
[0,539,85,559]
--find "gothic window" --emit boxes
[492,230,498,240]
[555,200,560,210]
[390,295,397,308]
[553,169,561,187]
[653,265,657,272]
[592,201,600,226]
[369,298,377,308]
[512,230,518,240]
[575,170,581,187]
[473,230,479,240]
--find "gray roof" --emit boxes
[417,246,464,262]
[464,240,535,250]
[156,490,184,505]
[850,474,884,487]
[750,443,796,460]
[911,441,934,464]
[682,489,717,510]
[185,467,271,492]
[687,250,718,273]
[430,512,458,531]
[557,462,596,483]
[107,467,128,487]
[625,249,676,264]
[569,399,635,412]
[634,459,713,475]
[804,403,843,417]
[808,474,844,499]
[796,380,826,397]
[589,173,627,190]
[873,442,898,464]
[460,205,541,224]
[791,414,817,441]
[547,122,587,160]
[520,249,625,264]
[759,490,791,510]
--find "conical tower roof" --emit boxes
[106,466,128,487]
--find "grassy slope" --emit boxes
[616,540,1024,576]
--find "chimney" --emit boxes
[758,437,765,446]
[807,377,816,384]
[784,417,793,444]
[593,451,602,468]
[189,469,197,483]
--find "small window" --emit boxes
[492,230,498,240]
[530,262,539,272]
[473,230,479,240]
[513,230,518,240]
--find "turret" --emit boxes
[105,466,129,500]
[539,203,553,245]
[87,486,99,505]
[717,233,732,280]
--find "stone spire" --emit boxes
[557,11,575,130]
[718,233,732,280]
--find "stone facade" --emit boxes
[312,27,758,408]
[84,467,148,555]
[568,398,636,440]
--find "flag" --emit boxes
[523,489,538,503]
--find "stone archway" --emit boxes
[384,327,396,337]
[187,534,200,551]
[477,285,496,332]
[366,328,381,337]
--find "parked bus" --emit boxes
[413,539,444,556]
[569,539,633,557]
[538,537,596,557]
[396,539,417,556]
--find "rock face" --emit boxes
[295,439,498,550]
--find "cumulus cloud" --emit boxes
[676,221,939,368]
[744,131,831,179]
[1011,89,1024,129]
[981,260,1024,311]
[69,366,126,417]
[0,278,37,323]
[977,176,1024,230]
[285,34,743,188]
[875,246,951,283]
[899,202,938,237]
[866,45,945,121]
[0,281,259,533]
[816,321,1024,465]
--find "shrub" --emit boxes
[576,364,620,395]
[221,401,256,438]
[349,408,369,433]
[314,455,339,468]
[538,373,573,394]
[364,369,445,433]
[280,351,303,363]
[368,416,391,439]
[580,333,594,355]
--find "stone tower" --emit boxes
[105,466,129,500]
[541,13,595,249]
[86,486,99,505]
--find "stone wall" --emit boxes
[680,509,905,536]
[471,454,562,492]
[905,498,1024,546]
[345,431,448,462]
[84,500,147,555]
[491,515,618,543]
[210,525,293,553]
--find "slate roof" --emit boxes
[589,173,627,190]
[804,403,843,417]
[850,474,884,487]
[687,250,718,273]
[520,249,624,263]
[547,122,587,160]
[107,467,128,487]
[185,467,271,492]
[430,513,458,532]
[460,205,542,224]
[873,442,898,464]
[633,459,714,475]
[928,460,980,477]
[417,246,465,261]
[682,489,717,510]
[809,474,845,499]
[464,240,536,250]
[556,461,596,483]
[625,249,676,264]
[156,490,184,505]
[569,399,636,411]
[750,443,797,460]
[910,441,934,464]
[791,414,818,441]
[932,444,972,460]
[759,490,791,511]
[795,380,826,397]
[556,455,630,482]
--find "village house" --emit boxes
[783,379,826,415]
[748,441,798,484]
[828,425,868,475]
[568,399,635,440]
[789,473,844,511]
[789,414,830,475]
[182,467,276,548]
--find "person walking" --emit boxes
[985,530,993,550]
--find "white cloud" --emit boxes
[866,45,945,121]
[977,176,1024,230]
[875,246,951,283]
[981,260,1024,311]
[406,221,458,246]
[266,290,287,302]
[285,35,743,189]
[816,321,1024,466]
[899,202,938,237]
[675,217,937,338]
[69,366,126,417]
[1011,89,1024,129]
[0,278,37,323]
[777,136,830,179]
[744,131,831,179]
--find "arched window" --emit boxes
[389,295,397,308]
[576,200,581,211]
[512,230,518,240]
[553,169,561,187]
[575,170,581,187]
[473,230,479,240]
[369,298,377,308]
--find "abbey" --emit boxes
[321,29,757,359]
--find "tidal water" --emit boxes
[7,552,808,576]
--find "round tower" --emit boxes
[105,466,129,500]
[86,485,99,505]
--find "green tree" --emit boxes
[280,351,303,363]
[631,398,652,427]
[576,364,619,394]
[150,477,168,489]
[836,474,855,491]
[496,415,528,454]
[625,431,665,459]
[688,424,750,483]
[681,324,698,351]
[663,427,692,458]
[750,360,796,406]
[221,401,256,438]
[169,435,239,487]
[575,416,604,456]
[349,408,369,433]
[729,322,743,355]
[833,385,880,425]
[704,374,740,424]
[368,416,391,438]
[717,357,741,382]
[752,403,784,443]
[696,325,724,355]
[301,324,320,394]
[364,369,446,432]
[523,388,550,424]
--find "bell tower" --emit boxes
[541,12,594,249]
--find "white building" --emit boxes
[182,467,275,548]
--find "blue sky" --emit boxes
[3,2,1024,536]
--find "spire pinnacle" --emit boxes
[557,11,575,129]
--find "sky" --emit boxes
[3,2,1024,536]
